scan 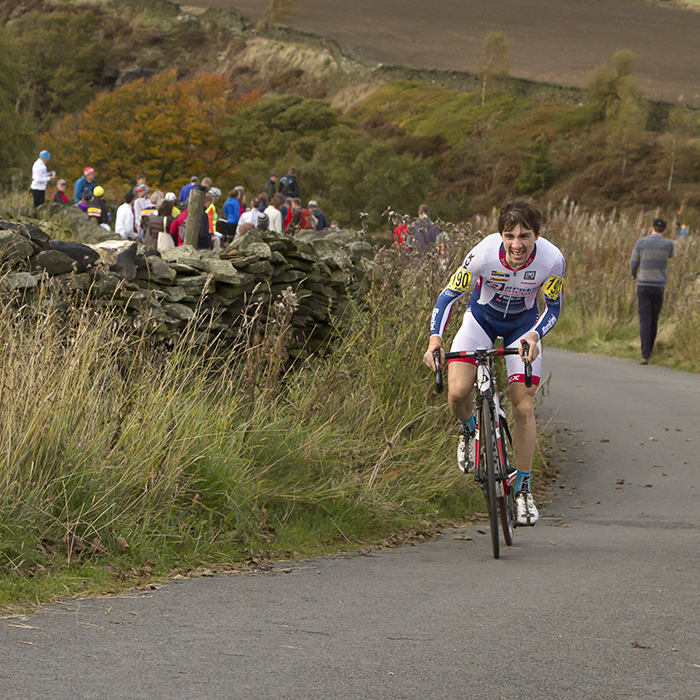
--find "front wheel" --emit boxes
[481,405,499,559]
[498,416,515,547]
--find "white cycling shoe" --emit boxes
[515,491,539,526]
[457,426,476,473]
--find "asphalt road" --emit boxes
[1,348,699,699]
[193,0,700,105]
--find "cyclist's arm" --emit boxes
[424,267,477,370]
[530,255,565,342]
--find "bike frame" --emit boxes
[433,343,531,558]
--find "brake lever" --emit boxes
[433,348,444,394]
[520,339,533,388]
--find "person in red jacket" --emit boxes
[52,179,70,205]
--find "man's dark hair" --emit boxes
[498,198,542,236]
[124,191,135,204]
[251,197,262,209]
[288,167,297,176]
[418,204,430,216]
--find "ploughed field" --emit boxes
[193,0,700,106]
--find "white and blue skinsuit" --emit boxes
[430,233,566,385]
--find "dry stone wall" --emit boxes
[0,220,384,360]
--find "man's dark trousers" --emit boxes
[637,284,664,360]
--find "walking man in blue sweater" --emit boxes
[630,218,675,365]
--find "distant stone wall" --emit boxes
[0,220,385,360]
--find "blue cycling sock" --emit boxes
[516,470,531,493]
[460,415,476,434]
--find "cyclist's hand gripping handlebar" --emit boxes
[520,340,533,388]
[433,348,444,394]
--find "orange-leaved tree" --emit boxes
[45,70,259,190]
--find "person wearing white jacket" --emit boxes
[30,150,55,208]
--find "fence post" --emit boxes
[183,188,206,248]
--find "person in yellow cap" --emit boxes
[91,186,111,227]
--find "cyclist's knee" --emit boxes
[509,385,535,423]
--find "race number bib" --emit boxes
[543,275,564,300]
[448,268,472,293]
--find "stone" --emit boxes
[136,255,177,284]
[0,230,35,263]
[32,250,75,276]
[164,303,195,321]
[18,223,51,251]
[111,242,138,281]
[160,285,189,303]
[49,240,101,272]
[1,272,38,291]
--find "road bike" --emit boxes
[433,342,532,559]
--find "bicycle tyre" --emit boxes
[481,405,500,559]
[498,417,515,547]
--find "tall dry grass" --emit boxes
[1,230,493,606]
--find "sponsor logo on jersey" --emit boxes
[543,275,564,300]
[448,268,472,293]
[524,271,536,280]
[490,270,509,279]
[486,280,505,291]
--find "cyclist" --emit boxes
[423,198,565,526]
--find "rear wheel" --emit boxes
[481,406,499,559]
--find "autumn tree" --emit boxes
[479,32,510,105]
[663,105,698,192]
[45,70,253,189]
[586,50,640,121]
[605,83,647,177]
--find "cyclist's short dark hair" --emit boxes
[498,198,542,236]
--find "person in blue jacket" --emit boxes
[74,167,97,203]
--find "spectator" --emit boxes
[258,192,269,212]
[169,208,188,245]
[285,197,315,233]
[407,204,440,256]
[129,174,147,199]
[52,179,70,205]
[256,212,270,232]
[329,220,341,232]
[308,200,328,231]
[133,184,152,240]
[264,172,278,200]
[221,189,241,243]
[234,186,246,214]
[178,176,199,205]
[205,187,221,234]
[145,199,176,250]
[237,197,262,235]
[77,190,93,215]
[630,217,675,364]
[150,190,165,208]
[74,167,96,204]
[201,177,213,190]
[115,191,137,240]
[164,191,181,217]
[278,166,300,199]
[197,210,213,250]
[91,186,111,227]
[393,216,409,250]
[282,197,293,229]
[30,150,55,207]
[267,195,283,233]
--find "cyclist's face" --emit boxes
[501,224,537,269]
